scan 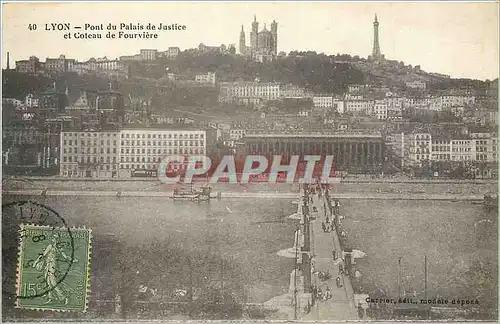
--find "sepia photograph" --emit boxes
[1,1,498,322]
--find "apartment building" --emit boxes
[218,81,281,105]
[391,131,498,167]
[118,127,217,173]
[59,131,120,178]
[345,100,373,114]
[195,72,217,85]
[312,95,334,109]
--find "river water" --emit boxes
[2,193,498,317]
[340,199,498,309]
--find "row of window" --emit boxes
[431,154,451,160]
[452,148,472,152]
[63,156,117,163]
[121,133,204,139]
[61,164,117,172]
[64,148,117,154]
[121,148,204,154]
[63,140,118,146]
[122,156,162,163]
[63,133,118,137]
[119,164,184,170]
[121,140,204,147]
[432,146,450,152]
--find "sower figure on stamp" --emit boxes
[32,233,78,305]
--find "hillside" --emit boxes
[3,51,491,106]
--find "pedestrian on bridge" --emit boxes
[321,221,327,233]
[358,303,365,319]
[324,286,332,300]
[336,276,343,288]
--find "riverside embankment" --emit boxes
[2,189,487,201]
[2,177,497,198]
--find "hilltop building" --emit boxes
[239,15,278,62]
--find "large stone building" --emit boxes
[59,131,120,178]
[118,127,217,173]
[241,131,385,173]
[15,56,41,73]
[59,127,218,178]
[389,131,498,169]
[239,15,278,62]
[218,81,281,105]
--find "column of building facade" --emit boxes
[355,142,359,166]
[374,142,380,166]
[340,142,345,169]
[348,141,354,167]
[367,142,372,166]
[378,142,383,166]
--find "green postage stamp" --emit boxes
[15,224,92,312]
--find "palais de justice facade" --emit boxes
[241,133,385,173]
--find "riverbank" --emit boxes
[3,190,485,201]
[3,178,497,197]
[5,175,497,184]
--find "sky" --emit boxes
[2,1,499,80]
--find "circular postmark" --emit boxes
[1,201,75,300]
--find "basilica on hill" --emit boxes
[239,15,278,63]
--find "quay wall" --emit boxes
[3,190,485,201]
[3,179,496,197]
[9,176,498,184]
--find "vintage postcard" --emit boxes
[1,1,498,322]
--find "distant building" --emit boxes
[229,128,246,142]
[345,100,373,115]
[333,99,345,114]
[441,95,475,108]
[198,43,221,54]
[195,72,217,85]
[45,54,75,73]
[119,54,143,61]
[373,100,388,120]
[347,84,368,93]
[239,15,278,62]
[405,80,426,90]
[281,84,308,98]
[165,47,180,59]
[66,91,91,112]
[313,95,334,109]
[218,81,281,105]
[24,94,39,108]
[345,94,363,100]
[140,49,158,61]
[15,56,41,73]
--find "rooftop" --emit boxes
[121,124,206,131]
[244,131,382,138]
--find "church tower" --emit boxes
[371,14,384,60]
[250,15,259,54]
[239,25,246,55]
[270,20,278,55]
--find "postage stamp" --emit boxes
[15,224,92,312]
